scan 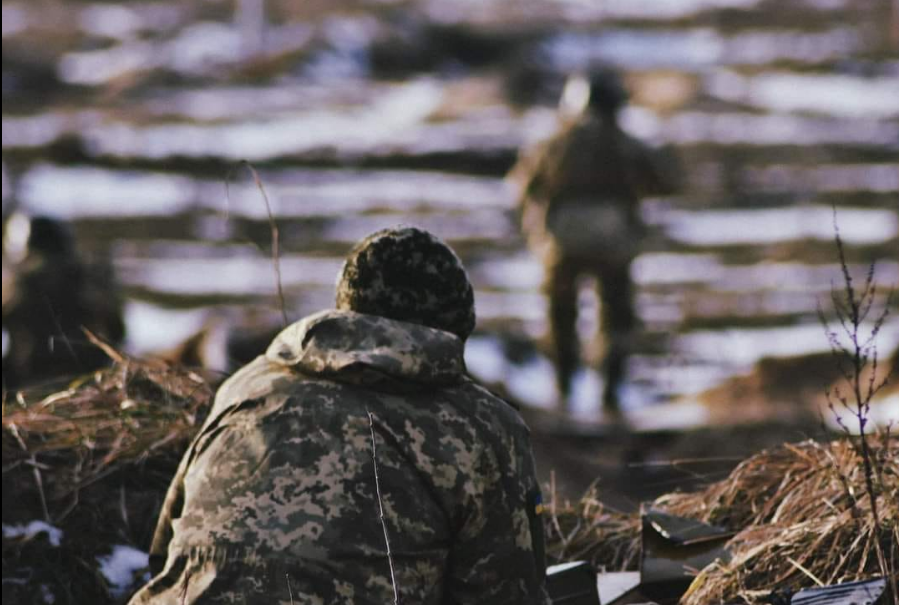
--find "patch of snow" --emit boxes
[629,401,710,431]
[677,319,899,368]
[507,355,558,409]
[122,301,209,355]
[59,41,162,86]
[663,205,898,246]
[96,545,149,598]
[469,254,542,291]
[1,115,67,150]
[464,336,507,385]
[568,368,602,419]
[1,4,29,38]
[709,71,899,119]
[2,521,63,547]
[79,4,142,41]
[871,394,899,428]
[19,164,197,218]
[116,254,344,296]
[662,111,899,147]
[1,162,9,201]
[632,253,724,285]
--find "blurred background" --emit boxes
[2,0,898,502]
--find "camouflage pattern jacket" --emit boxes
[129,309,550,605]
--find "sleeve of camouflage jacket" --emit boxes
[147,394,236,574]
[147,440,189,575]
[443,414,551,604]
[148,355,286,575]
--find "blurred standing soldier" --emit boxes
[510,69,678,415]
[2,215,125,389]
[130,227,550,605]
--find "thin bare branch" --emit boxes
[82,328,126,364]
[225,161,289,327]
[819,205,894,588]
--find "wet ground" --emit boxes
[3,1,898,477]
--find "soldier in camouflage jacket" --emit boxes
[509,68,679,414]
[129,227,550,605]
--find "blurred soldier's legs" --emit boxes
[545,251,638,415]
[597,260,636,414]
[544,254,580,409]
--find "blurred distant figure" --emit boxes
[509,68,679,415]
[2,215,125,389]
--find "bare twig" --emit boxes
[119,484,130,533]
[44,297,79,364]
[786,556,824,587]
[8,423,51,522]
[30,456,51,523]
[225,161,289,327]
[367,410,399,605]
[82,328,126,364]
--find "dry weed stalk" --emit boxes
[816,207,896,601]
[225,160,289,327]
[543,480,640,571]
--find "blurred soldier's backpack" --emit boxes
[541,199,639,263]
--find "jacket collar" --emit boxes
[265,309,466,387]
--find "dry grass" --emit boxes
[2,350,213,604]
[545,435,898,604]
[544,477,642,571]
[674,436,897,605]
[3,354,212,502]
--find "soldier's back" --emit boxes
[135,310,546,604]
[163,374,531,602]
[521,113,675,212]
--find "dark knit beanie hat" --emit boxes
[585,67,628,116]
[335,227,476,340]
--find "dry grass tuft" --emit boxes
[3,354,212,500]
[674,436,897,605]
[546,436,898,604]
[543,477,641,571]
[2,351,214,604]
